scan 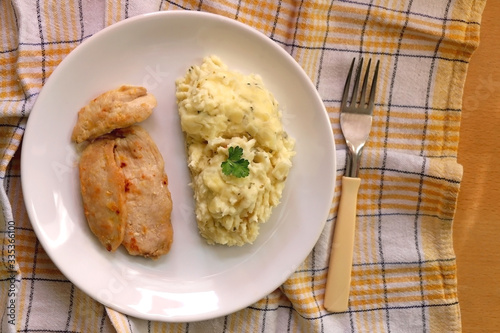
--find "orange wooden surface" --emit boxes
[454,1,500,331]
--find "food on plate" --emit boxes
[71,85,156,143]
[113,126,173,258]
[79,137,127,252]
[73,84,173,259]
[78,126,173,258]
[176,55,295,246]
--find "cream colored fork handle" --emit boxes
[324,176,361,312]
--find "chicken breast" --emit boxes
[79,138,127,251]
[71,85,156,143]
[113,126,173,259]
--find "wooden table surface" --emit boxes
[454,0,500,331]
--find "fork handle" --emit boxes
[324,176,361,312]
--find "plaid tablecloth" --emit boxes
[0,0,486,332]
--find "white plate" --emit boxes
[21,11,335,322]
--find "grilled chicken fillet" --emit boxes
[114,126,173,258]
[79,138,127,251]
[78,126,173,258]
[71,85,156,143]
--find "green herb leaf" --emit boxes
[228,146,243,161]
[221,146,250,178]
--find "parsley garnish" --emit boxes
[221,146,250,178]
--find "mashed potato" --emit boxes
[176,56,295,246]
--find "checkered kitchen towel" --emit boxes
[0,0,485,332]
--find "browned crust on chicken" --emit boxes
[79,138,127,251]
[113,126,173,259]
[71,85,156,143]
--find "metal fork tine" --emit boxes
[349,58,363,105]
[341,58,356,110]
[368,60,380,110]
[359,59,372,106]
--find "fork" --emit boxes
[324,57,380,312]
